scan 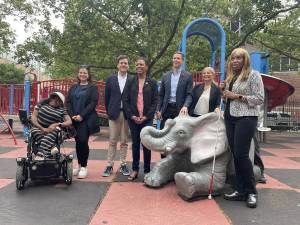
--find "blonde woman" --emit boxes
[222,48,264,208]
[189,67,221,117]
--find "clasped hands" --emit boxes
[132,115,147,124]
[220,82,238,100]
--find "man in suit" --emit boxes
[156,51,193,157]
[103,55,133,177]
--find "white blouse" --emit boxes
[193,87,210,116]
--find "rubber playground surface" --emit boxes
[0,128,299,225]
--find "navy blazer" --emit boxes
[123,76,158,122]
[105,74,133,120]
[67,83,100,134]
[157,70,193,115]
[189,83,221,115]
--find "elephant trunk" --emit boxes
[141,126,169,152]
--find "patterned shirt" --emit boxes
[35,102,66,128]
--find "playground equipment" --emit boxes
[179,17,226,83]
[0,113,18,145]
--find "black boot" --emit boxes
[246,194,257,208]
[224,191,247,201]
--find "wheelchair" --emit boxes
[16,109,74,190]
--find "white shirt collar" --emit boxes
[118,72,127,78]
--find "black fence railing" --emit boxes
[266,97,300,131]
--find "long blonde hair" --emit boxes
[226,48,251,83]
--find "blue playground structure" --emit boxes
[179,17,226,82]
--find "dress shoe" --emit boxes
[257,174,267,184]
[128,171,138,181]
[224,191,247,201]
[246,194,257,208]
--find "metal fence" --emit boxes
[266,97,300,131]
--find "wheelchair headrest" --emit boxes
[18,109,30,125]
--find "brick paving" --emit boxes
[0,128,299,225]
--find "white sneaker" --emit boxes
[78,167,88,179]
[73,166,81,176]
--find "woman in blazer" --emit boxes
[123,57,158,181]
[189,67,221,117]
[67,65,100,179]
[222,48,264,208]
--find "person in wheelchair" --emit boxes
[30,92,72,160]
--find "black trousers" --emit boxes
[225,116,258,195]
[128,119,152,173]
[160,103,178,158]
[74,121,90,167]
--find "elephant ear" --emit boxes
[190,113,228,164]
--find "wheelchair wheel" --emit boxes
[64,161,73,185]
[16,165,26,190]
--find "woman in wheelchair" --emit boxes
[30,92,72,160]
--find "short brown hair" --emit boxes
[173,51,184,59]
[117,55,129,64]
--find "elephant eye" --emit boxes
[177,130,186,136]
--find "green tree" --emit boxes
[0,63,24,84]
[0,0,34,53]
[253,7,300,71]
[12,0,300,79]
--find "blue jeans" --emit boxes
[128,119,152,173]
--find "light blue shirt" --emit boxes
[169,70,181,103]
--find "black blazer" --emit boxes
[67,84,100,134]
[189,83,221,115]
[104,74,133,120]
[157,70,193,115]
[123,76,158,122]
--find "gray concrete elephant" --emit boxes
[140,112,230,200]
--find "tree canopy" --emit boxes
[0,63,24,84]
[3,0,300,79]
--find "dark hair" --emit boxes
[116,55,129,64]
[77,64,92,83]
[49,94,64,107]
[173,51,184,59]
[136,57,149,66]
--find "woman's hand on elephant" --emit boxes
[179,106,188,115]
[214,107,221,114]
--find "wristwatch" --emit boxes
[238,95,243,100]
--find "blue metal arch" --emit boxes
[180,17,226,82]
[186,31,216,68]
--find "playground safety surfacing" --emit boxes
[0,129,299,225]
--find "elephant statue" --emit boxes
[140,112,230,200]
